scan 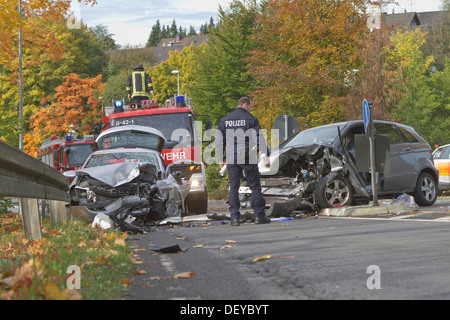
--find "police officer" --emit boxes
[217,97,271,226]
[126,64,153,106]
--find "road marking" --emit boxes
[334,215,450,223]
[160,254,176,273]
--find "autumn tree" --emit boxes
[340,26,398,121]
[0,0,98,147]
[24,73,105,156]
[248,0,369,129]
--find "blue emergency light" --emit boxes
[114,100,124,108]
[66,136,72,141]
[176,95,186,107]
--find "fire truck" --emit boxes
[36,135,95,173]
[101,95,211,214]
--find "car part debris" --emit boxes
[148,244,187,253]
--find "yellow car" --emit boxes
[433,144,450,194]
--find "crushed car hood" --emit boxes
[76,162,157,187]
[259,144,326,176]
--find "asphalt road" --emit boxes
[125,197,450,303]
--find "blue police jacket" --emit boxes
[217,107,270,165]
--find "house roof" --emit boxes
[153,35,208,64]
[383,11,449,31]
[383,12,420,29]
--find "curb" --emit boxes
[319,204,415,217]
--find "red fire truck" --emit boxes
[101,96,211,214]
[37,135,95,173]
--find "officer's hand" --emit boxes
[219,162,226,169]
[264,158,270,168]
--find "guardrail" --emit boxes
[0,141,69,240]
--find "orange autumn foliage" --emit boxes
[24,73,105,156]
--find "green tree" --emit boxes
[170,19,178,37]
[189,0,261,124]
[146,19,162,47]
[393,59,450,146]
[151,44,199,103]
[91,24,118,51]
[389,29,450,146]
[188,25,197,36]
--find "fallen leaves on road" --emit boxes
[220,244,236,250]
[173,272,195,279]
[133,269,147,275]
[252,254,273,262]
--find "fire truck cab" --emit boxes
[102,96,211,214]
[37,135,95,173]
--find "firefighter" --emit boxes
[217,97,271,226]
[126,64,153,106]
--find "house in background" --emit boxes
[152,34,208,64]
[383,10,449,32]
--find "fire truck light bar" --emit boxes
[140,99,159,108]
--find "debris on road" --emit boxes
[148,244,187,253]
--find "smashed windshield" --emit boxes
[84,152,160,170]
[281,124,343,148]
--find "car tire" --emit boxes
[413,172,437,206]
[315,174,354,208]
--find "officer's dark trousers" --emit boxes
[227,164,266,220]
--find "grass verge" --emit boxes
[0,213,133,300]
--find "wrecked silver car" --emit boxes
[66,126,198,232]
[239,120,439,216]
[67,148,192,232]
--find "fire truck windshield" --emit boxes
[66,144,94,167]
[110,113,194,147]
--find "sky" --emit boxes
[71,0,445,48]
[71,0,233,47]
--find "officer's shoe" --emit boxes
[230,219,240,226]
[255,216,271,225]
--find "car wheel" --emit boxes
[315,174,354,208]
[413,172,437,206]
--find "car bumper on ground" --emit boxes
[239,181,303,217]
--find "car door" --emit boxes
[375,123,416,192]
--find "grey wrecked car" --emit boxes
[239,120,439,216]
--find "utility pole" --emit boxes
[18,0,24,151]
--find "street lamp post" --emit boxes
[171,70,180,96]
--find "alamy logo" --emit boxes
[66,265,81,290]
[67,3,82,30]
[366,265,381,290]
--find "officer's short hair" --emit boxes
[237,97,251,108]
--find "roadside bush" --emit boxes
[205,164,228,200]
